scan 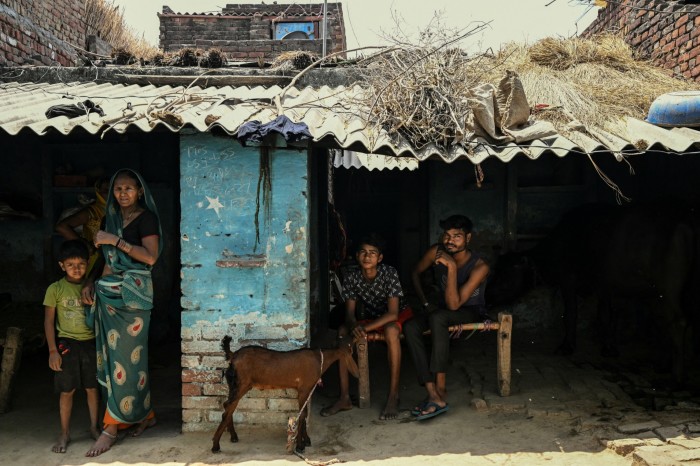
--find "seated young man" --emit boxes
[321,234,413,420]
[405,214,489,420]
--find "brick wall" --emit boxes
[0,0,84,66]
[581,0,700,81]
[194,38,324,60]
[159,3,346,60]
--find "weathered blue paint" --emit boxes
[180,135,309,350]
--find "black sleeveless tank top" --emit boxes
[436,250,487,310]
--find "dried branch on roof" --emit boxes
[360,19,491,150]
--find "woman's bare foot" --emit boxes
[379,394,399,420]
[320,399,353,417]
[52,433,70,453]
[131,417,157,437]
[85,429,117,457]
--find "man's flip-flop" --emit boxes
[411,400,428,416]
[415,402,449,421]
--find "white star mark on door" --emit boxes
[205,196,224,217]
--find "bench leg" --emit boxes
[496,313,512,397]
[0,327,23,413]
[356,337,370,408]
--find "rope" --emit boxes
[297,349,323,417]
[461,328,479,341]
[453,319,495,340]
[287,351,346,466]
[287,350,324,449]
[293,450,344,465]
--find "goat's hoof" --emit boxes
[212,445,221,453]
[295,445,306,453]
[230,434,239,443]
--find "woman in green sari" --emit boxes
[83,169,162,457]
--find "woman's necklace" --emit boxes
[123,207,138,224]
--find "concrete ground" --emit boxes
[2,322,700,466]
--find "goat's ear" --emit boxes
[345,350,360,379]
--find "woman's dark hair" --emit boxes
[439,215,473,233]
[58,239,89,262]
[113,169,142,188]
[356,233,385,254]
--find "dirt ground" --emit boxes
[2,325,699,466]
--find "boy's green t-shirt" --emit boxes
[43,277,94,341]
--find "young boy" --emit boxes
[43,239,99,453]
[321,234,413,420]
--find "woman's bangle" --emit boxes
[423,302,430,308]
[116,238,133,254]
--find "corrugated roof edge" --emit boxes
[1,68,700,163]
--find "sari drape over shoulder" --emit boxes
[86,170,162,426]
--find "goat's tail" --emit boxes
[221,335,233,358]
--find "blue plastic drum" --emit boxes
[646,91,700,127]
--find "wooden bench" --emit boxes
[355,312,512,408]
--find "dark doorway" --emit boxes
[332,164,429,288]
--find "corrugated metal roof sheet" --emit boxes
[1,80,699,164]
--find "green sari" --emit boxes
[86,170,162,426]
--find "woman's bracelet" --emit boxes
[49,349,57,354]
[116,237,133,254]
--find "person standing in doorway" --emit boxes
[55,177,110,276]
[43,239,99,453]
[82,169,162,457]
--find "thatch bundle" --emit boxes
[84,0,159,61]
[528,35,637,71]
[271,51,320,70]
[487,34,698,135]
[202,48,226,68]
[360,33,699,150]
[112,47,135,65]
[177,48,200,67]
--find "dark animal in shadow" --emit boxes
[211,335,360,454]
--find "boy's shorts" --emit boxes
[54,338,98,393]
[360,307,414,334]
